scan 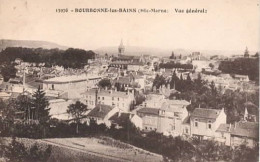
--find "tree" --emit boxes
[0,63,17,82]
[98,78,111,89]
[0,99,16,123]
[209,63,214,69]
[170,71,179,89]
[135,93,146,106]
[32,87,50,124]
[209,81,217,96]
[67,101,89,134]
[5,137,28,162]
[170,52,175,59]
[3,137,52,162]
[28,143,52,162]
[15,94,33,122]
[153,74,166,90]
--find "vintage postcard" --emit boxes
[0,0,259,161]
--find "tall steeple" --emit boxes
[244,47,249,58]
[118,39,125,57]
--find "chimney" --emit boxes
[23,69,26,88]
[99,105,102,112]
[118,110,121,117]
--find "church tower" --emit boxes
[118,39,125,57]
[244,47,249,58]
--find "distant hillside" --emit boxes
[95,46,244,57]
[0,39,68,50]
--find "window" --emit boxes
[102,97,104,100]
[98,97,100,100]
[118,98,120,101]
[161,110,165,115]
[112,97,114,100]
[194,118,198,127]
[208,120,212,129]
[145,127,148,130]
[195,119,198,127]
[186,128,188,134]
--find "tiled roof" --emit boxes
[128,62,144,66]
[191,108,221,119]
[166,100,190,106]
[216,123,230,132]
[109,112,132,126]
[129,73,143,80]
[98,90,131,98]
[146,94,164,100]
[137,108,160,116]
[216,122,258,139]
[107,67,119,73]
[81,89,97,95]
[110,61,129,65]
[182,116,190,124]
[234,74,248,78]
[82,89,132,98]
[116,77,131,84]
[87,104,114,119]
[42,74,101,84]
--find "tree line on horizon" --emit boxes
[0,47,95,68]
[218,57,259,82]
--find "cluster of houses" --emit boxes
[0,41,258,149]
[80,90,258,148]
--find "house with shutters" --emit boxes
[136,99,190,136]
[190,108,226,139]
[216,121,258,148]
[86,104,118,126]
[81,88,135,112]
[108,111,142,129]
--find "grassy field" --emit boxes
[2,137,163,162]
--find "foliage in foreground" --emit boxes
[0,119,258,162]
[0,137,52,162]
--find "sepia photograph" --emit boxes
[0,0,259,161]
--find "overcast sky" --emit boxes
[0,0,259,52]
